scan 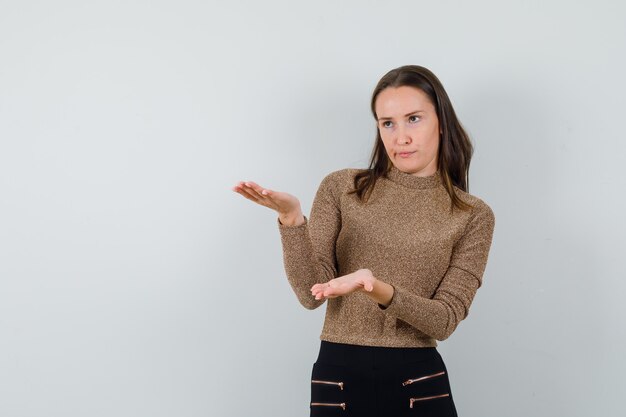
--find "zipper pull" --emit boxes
[311,402,346,410]
[402,370,446,386]
[311,379,344,390]
[409,393,450,408]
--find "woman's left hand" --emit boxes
[311,269,376,300]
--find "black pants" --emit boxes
[310,341,459,417]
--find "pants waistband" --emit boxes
[316,340,440,369]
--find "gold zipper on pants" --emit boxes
[311,379,344,390]
[402,370,446,386]
[311,402,346,410]
[409,393,450,408]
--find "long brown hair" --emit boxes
[348,65,474,212]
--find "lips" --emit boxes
[397,151,415,157]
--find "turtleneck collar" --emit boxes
[385,164,442,190]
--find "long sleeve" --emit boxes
[378,201,496,341]
[277,172,342,309]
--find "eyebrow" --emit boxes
[377,110,425,121]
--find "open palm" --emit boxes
[311,269,376,300]
[232,180,301,216]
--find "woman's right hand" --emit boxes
[231,181,305,226]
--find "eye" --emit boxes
[381,120,393,128]
[408,115,420,123]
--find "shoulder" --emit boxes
[318,167,366,190]
[322,167,365,181]
[453,186,496,226]
[314,168,368,204]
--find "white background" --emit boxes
[1,1,624,416]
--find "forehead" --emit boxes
[375,86,435,115]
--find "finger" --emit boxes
[231,181,245,192]
[313,290,324,300]
[239,192,264,206]
[250,184,292,211]
[234,187,280,212]
[356,279,373,292]
[241,182,266,200]
[242,182,280,209]
[314,286,328,296]
[241,183,266,202]
[323,287,338,297]
[232,181,253,194]
[327,283,356,297]
[244,181,271,197]
[233,185,262,203]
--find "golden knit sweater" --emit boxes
[277,164,495,347]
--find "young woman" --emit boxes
[232,65,495,417]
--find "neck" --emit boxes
[385,164,442,190]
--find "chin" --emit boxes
[397,160,421,170]
[400,163,429,175]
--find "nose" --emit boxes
[395,124,411,145]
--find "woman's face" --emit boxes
[374,86,440,177]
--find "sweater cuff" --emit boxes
[277,215,308,231]
[378,284,430,315]
[378,284,396,310]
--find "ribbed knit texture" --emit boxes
[277,165,495,347]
